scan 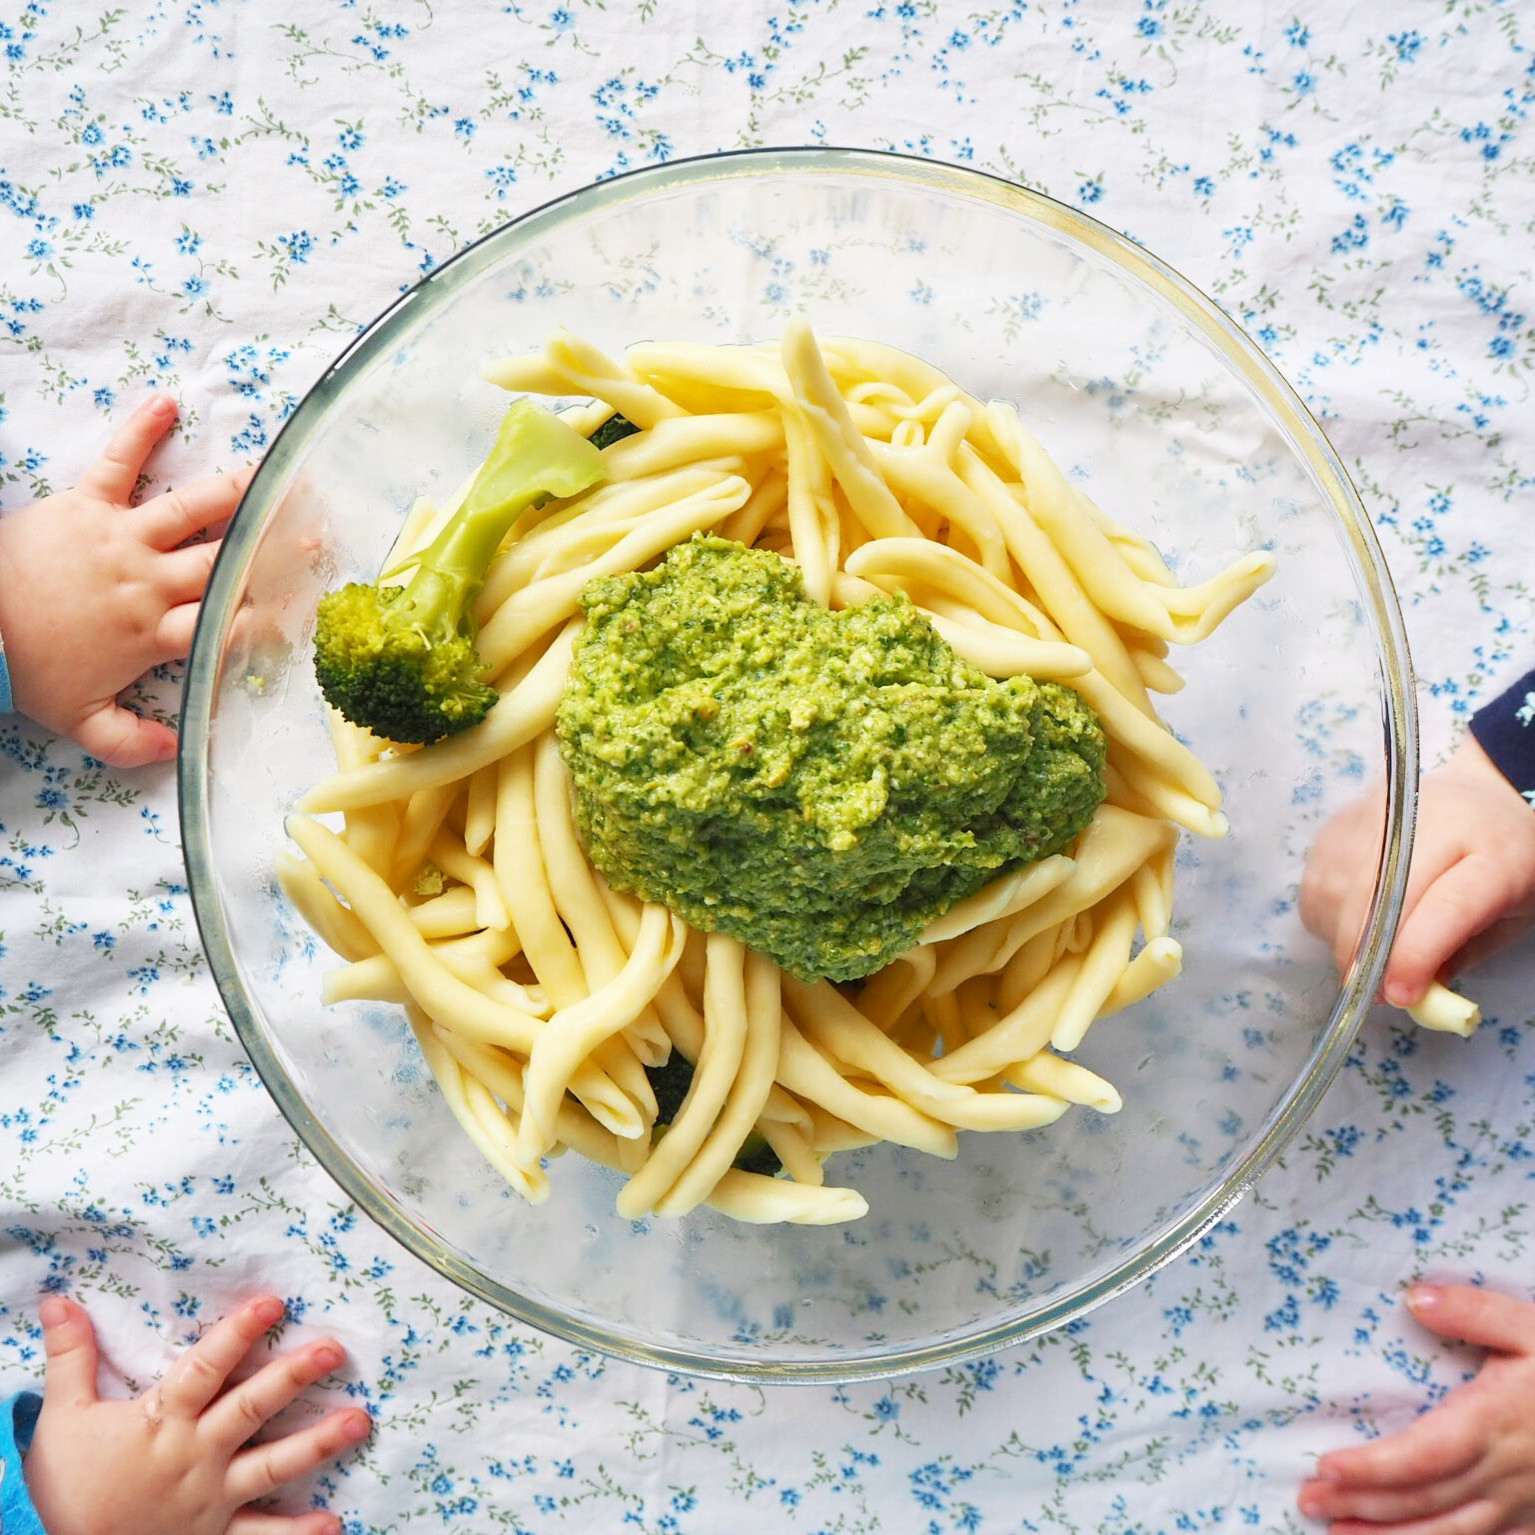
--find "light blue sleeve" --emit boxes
[0,1392,48,1535]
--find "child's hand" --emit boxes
[1298,1284,1535,1534]
[0,393,252,768]
[1300,736,1535,1008]
[22,1293,371,1535]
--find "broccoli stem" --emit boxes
[311,398,606,745]
[402,495,520,634]
[406,397,607,623]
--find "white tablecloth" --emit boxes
[3,4,1533,1529]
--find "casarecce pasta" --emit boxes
[281,320,1283,1225]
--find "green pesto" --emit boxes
[556,535,1107,983]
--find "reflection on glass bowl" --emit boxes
[181,148,1414,1384]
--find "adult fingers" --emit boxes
[154,539,222,607]
[228,1512,342,1535]
[157,1295,287,1419]
[1407,1284,1535,1354]
[205,1339,349,1452]
[139,464,254,549]
[1313,1402,1485,1490]
[226,1408,373,1505]
[39,1294,101,1408]
[78,394,179,504]
[1386,857,1508,1007]
[72,703,179,769]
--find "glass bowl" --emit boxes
[181,148,1414,1383]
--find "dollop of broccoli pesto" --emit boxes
[556,536,1107,983]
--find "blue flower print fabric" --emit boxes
[2,4,1534,1532]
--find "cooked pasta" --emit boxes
[283,321,1277,1225]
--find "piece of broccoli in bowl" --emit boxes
[313,398,604,745]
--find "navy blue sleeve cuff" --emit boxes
[1469,667,1535,805]
[0,1390,47,1535]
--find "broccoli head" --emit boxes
[642,1049,784,1178]
[587,411,641,450]
[314,399,605,744]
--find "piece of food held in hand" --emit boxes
[285,321,1277,1227]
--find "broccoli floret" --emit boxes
[314,399,605,744]
[641,1050,785,1178]
[588,411,640,450]
[644,1049,696,1127]
[731,1132,784,1178]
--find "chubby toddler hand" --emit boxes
[23,1293,371,1535]
[1300,735,1535,1008]
[1299,1284,1535,1534]
[0,393,251,768]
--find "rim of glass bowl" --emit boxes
[180,145,1416,1385]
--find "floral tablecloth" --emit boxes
[3,4,1534,1531]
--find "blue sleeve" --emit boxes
[0,1391,48,1535]
[1469,667,1535,806]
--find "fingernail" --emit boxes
[146,393,177,419]
[1384,981,1412,1007]
[253,1296,286,1327]
[39,1295,70,1328]
[1408,1283,1440,1311]
[1298,1493,1320,1519]
[314,1344,344,1371]
[346,1409,373,1440]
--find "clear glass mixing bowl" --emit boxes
[181,148,1414,1383]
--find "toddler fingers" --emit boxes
[1299,796,1384,969]
[78,393,178,503]
[228,1512,342,1535]
[38,1294,101,1408]
[1314,1403,1484,1490]
[154,539,222,607]
[1407,1283,1535,1354]
[227,1407,373,1504]
[1386,857,1505,1008]
[205,1338,349,1452]
[72,703,179,769]
[156,601,202,662]
[1311,1501,1505,1535]
[140,463,255,550]
[1399,834,1464,915]
[1451,913,1533,979]
[1298,1463,1490,1525]
[158,1295,287,1419]
[1330,884,1376,979]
